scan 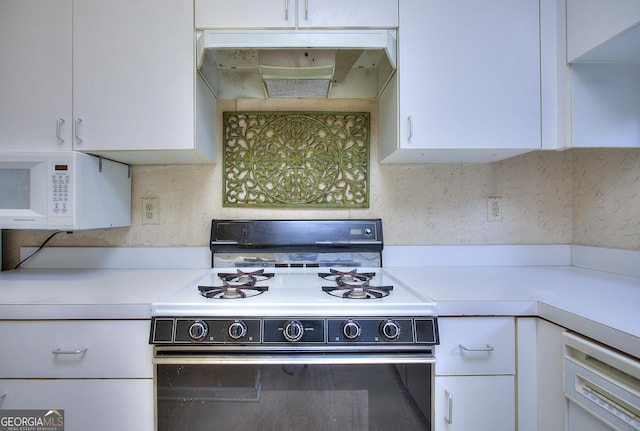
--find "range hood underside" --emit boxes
[197,30,397,99]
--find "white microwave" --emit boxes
[0,151,131,230]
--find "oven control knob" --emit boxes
[342,320,362,340]
[283,320,304,342]
[380,320,401,341]
[228,320,248,340]
[188,320,209,341]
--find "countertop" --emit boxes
[0,268,206,319]
[384,266,640,358]
[0,246,638,358]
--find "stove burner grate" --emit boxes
[217,269,275,283]
[198,270,272,299]
[322,284,393,299]
[318,269,376,284]
[198,283,268,299]
[319,269,393,299]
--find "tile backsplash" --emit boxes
[3,98,639,269]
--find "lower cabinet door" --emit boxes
[434,375,514,431]
[0,379,153,431]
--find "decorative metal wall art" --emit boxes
[223,111,370,208]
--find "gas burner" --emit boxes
[322,284,393,299]
[197,282,268,299]
[318,269,376,285]
[320,269,392,299]
[218,269,275,283]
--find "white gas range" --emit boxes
[149,219,438,351]
[151,266,438,350]
[149,220,439,431]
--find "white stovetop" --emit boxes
[152,267,437,318]
[1,245,638,357]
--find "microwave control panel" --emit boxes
[49,162,73,220]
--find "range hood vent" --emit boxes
[259,50,335,98]
[197,30,396,99]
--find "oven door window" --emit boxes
[155,362,432,431]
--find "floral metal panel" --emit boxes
[223,111,370,208]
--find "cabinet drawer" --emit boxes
[435,317,515,376]
[0,320,152,378]
[0,379,153,431]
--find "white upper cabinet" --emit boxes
[0,0,73,151]
[1,0,217,163]
[571,63,640,148]
[380,0,542,163]
[567,0,640,63]
[196,0,398,29]
[196,0,296,28]
[566,1,640,148]
[73,0,216,164]
[297,0,398,28]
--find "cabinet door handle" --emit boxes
[459,343,494,352]
[52,347,88,355]
[56,118,65,144]
[74,117,83,143]
[284,0,288,20]
[445,389,453,424]
[407,115,413,142]
[305,0,309,20]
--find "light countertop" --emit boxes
[1,246,638,358]
[384,266,640,358]
[0,269,206,319]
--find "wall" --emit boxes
[572,148,640,250]
[2,98,639,269]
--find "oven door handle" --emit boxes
[154,353,435,366]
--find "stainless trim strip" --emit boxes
[154,353,435,366]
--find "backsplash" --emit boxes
[572,148,640,250]
[2,98,639,269]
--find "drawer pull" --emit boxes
[445,390,453,424]
[52,347,88,355]
[459,344,494,352]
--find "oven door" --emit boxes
[154,351,435,431]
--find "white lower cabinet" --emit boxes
[434,375,514,431]
[434,317,515,431]
[0,320,153,431]
[0,379,153,431]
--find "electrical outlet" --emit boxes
[142,197,159,225]
[487,197,503,222]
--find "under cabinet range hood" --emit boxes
[196,30,396,99]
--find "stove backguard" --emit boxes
[210,219,383,267]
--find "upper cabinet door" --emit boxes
[397,0,541,156]
[196,0,296,28]
[195,0,397,29]
[72,0,194,153]
[298,0,398,28]
[0,0,73,151]
[567,0,640,62]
